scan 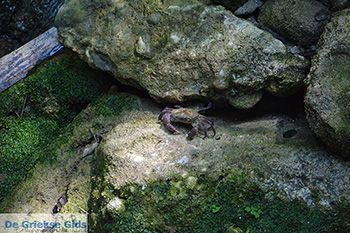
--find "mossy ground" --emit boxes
[0,92,137,213]
[97,171,337,233]
[53,93,138,214]
[0,50,107,201]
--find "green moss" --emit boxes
[47,93,137,162]
[0,52,105,201]
[129,0,163,17]
[0,93,137,212]
[0,54,103,125]
[333,198,350,232]
[91,94,137,117]
[84,94,138,229]
[150,25,170,54]
[0,116,59,200]
[97,171,337,233]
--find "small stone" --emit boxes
[186,176,198,189]
[234,0,263,16]
[314,9,331,22]
[296,187,314,206]
[177,155,189,165]
[107,197,125,212]
[135,36,151,57]
[258,0,329,45]
[147,13,162,25]
[227,91,263,109]
[290,46,302,55]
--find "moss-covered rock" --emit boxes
[0,93,137,213]
[318,0,350,11]
[2,90,348,230]
[0,51,105,201]
[90,95,350,232]
[258,0,329,46]
[100,172,337,232]
[305,9,350,158]
[0,51,104,123]
[55,0,308,109]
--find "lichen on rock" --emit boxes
[55,0,309,109]
[258,0,330,46]
[0,51,105,202]
[0,93,137,213]
[305,9,350,158]
[90,95,350,232]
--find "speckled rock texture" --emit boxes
[2,93,349,229]
[55,0,309,109]
[305,9,350,158]
[318,0,350,11]
[258,0,330,46]
[234,0,263,16]
[95,95,350,215]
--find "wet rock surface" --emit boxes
[55,0,308,109]
[258,0,330,46]
[0,0,64,57]
[305,9,350,158]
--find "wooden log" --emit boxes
[0,27,63,93]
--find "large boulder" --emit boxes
[305,9,350,158]
[55,0,309,109]
[90,94,350,231]
[1,93,349,231]
[258,0,330,46]
[318,0,350,11]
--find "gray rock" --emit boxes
[106,197,125,212]
[290,46,303,55]
[96,95,350,211]
[177,155,190,165]
[331,0,350,11]
[234,0,263,16]
[55,0,309,109]
[305,9,350,158]
[258,0,330,46]
[317,0,350,11]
